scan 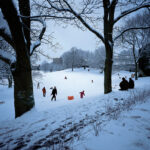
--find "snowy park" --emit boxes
[1,0,150,149]
[0,69,150,150]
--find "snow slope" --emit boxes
[0,68,150,150]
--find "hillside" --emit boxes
[0,68,150,150]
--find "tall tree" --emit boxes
[0,0,46,117]
[36,0,150,93]
[116,10,150,80]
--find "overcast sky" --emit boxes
[40,21,101,61]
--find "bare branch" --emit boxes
[35,49,52,60]
[114,26,150,41]
[0,53,11,65]
[30,18,46,56]
[114,2,150,24]
[63,0,105,43]
[19,14,75,20]
[0,28,15,50]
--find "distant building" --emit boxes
[139,43,150,76]
[31,65,40,70]
[53,58,63,64]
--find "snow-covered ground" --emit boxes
[0,68,150,150]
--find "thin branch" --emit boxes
[63,0,105,43]
[47,0,71,12]
[114,26,150,41]
[0,28,15,50]
[114,2,150,24]
[19,14,75,20]
[30,18,46,56]
[35,50,52,60]
[0,54,11,65]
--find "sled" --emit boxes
[68,96,74,100]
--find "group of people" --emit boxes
[39,75,134,102]
[42,86,85,100]
[42,86,57,101]
[119,77,134,90]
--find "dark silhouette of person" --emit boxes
[128,78,134,89]
[119,77,129,90]
[37,82,40,89]
[42,87,46,97]
[51,86,57,101]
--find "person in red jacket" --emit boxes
[42,87,46,97]
[80,90,85,98]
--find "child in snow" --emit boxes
[42,87,46,97]
[80,90,85,98]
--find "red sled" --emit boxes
[68,96,74,100]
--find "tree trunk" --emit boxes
[1,0,35,118]
[103,0,115,94]
[104,43,113,94]
[18,0,31,52]
[12,62,34,118]
[132,44,138,80]
[72,64,74,71]
[135,62,138,80]
[8,75,12,88]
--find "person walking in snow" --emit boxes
[51,86,57,101]
[128,78,134,89]
[80,90,85,98]
[119,78,129,90]
[37,82,40,89]
[42,87,46,97]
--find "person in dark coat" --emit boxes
[119,77,129,90]
[128,78,134,89]
[51,86,57,101]
[37,82,40,89]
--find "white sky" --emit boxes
[40,21,101,60]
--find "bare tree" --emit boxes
[34,0,150,93]
[0,0,46,118]
[116,10,150,80]
[0,39,13,87]
[62,47,84,71]
[94,46,105,71]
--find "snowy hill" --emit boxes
[0,68,150,150]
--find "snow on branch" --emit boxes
[45,0,105,43]
[62,0,105,43]
[30,18,46,56]
[114,2,150,24]
[0,10,14,49]
[19,14,75,20]
[0,28,15,49]
[0,49,15,65]
[114,26,150,41]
